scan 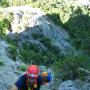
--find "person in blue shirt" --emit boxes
[11,65,52,90]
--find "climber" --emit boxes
[11,65,52,90]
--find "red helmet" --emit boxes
[26,65,40,78]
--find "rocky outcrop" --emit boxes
[0,40,23,90]
[0,39,51,90]
[58,80,90,90]
[58,80,78,90]
[0,40,15,90]
[2,6,75,54]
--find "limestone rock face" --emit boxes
[0,40,17,90]
[3,6,75,54]
[58,80,78,90]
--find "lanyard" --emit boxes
[27,80,33,90]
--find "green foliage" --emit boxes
[28,0,76,24]
[0,19,10,35]
[40,37,60,54]
[32,32,44,40]
[10,0,26,6]
[22,42,40,52]
[19,41,61,65]
[20,48,47,65]
[19,47,46,65]
[5,13,13,22]
[53,55,90,81]
[7,45,17,61]
[0,59,4,66]
[46,13,62,25]
[40,37,51,48]
[0,0,9,7]
[19,42,41,64]
[19,49,31,63]
[64,8,90,55]
[4,36,17,46]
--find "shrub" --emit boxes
[22,42,40,52]
[7,45,17,61]
[53,55,90,81]
[19,41,60,65]
[11,0,26,6]
[32,32,44,39]
[40,37,52,48]
[19,42,42,64]
[19,48,44,65]
[19,49,31,64]
[0,19,10,35]
[65,10,90,55]
[46,13,62,25]
[0,60,4,66]
[0,0,9,7]
[40,37,60,54]
[4,36,17,46]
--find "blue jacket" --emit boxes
[15,73,52,90]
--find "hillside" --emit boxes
[0,0,90,90]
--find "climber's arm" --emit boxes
[11,74,26,90]
[41,72,52,84]
[10,85,18,90]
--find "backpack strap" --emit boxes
[26,80,32,90]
